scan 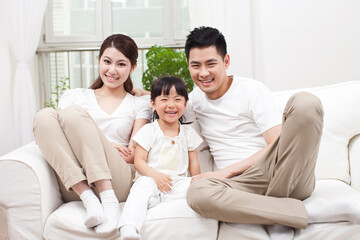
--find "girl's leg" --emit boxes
[162,177,191,202]
[119,176,160,240]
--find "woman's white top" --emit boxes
[58,88,151,146]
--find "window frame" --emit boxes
[41,0,188,48]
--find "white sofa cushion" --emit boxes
[217,223,270,240]
[44,199,218,240]
[272,81,360,183]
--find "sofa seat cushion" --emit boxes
[294,222,360,240]
[43,199,218,240]
[217,222,270,240]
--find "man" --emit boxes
[184,26,359,239]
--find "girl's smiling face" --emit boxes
[151,86,187,125]
[98,47,136,90]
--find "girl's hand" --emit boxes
[149,171,173,193]
[111,142,132,157]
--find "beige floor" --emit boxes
[0,208,9,240]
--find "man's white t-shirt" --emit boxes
[58,88,151,146]
[132,120,203,177]
[186,76,281,169]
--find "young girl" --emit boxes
[118,76,202,240]
[33,34,151,234]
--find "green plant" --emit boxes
[45,76,70,109]
[142,46,193,92]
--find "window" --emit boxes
[41,0,190,47]
[37,0,190,108]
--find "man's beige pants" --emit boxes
[33,105,134,202]
[186,92,324,229]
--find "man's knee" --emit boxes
[186,178,221,214]
[285,92,324,125]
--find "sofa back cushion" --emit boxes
[272,81,360,184]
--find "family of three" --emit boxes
[33,27,360,240]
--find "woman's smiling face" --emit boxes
[99,47,135,90]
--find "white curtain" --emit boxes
[1,0,48,148]
[188,0,254,78]
[0,18,14,156]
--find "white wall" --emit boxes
[254,0,360,91]
[190,0,360,91]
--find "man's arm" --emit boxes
[192,124,282,181]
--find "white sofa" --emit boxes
[1,81,360,240]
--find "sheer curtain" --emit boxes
[0,19,14,156]
[188,0,254,78]
[1,0,48,148]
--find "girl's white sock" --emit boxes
[94,190,120,234]
[305,197,360,224]
[79,189,105,227]
[120,224,141,240]
[266,224,294,240]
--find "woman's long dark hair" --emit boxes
[89,34,138,94]
[150,76,189,124]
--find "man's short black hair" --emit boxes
[185,26,227,60]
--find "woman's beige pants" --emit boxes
[33,105,133,202]
[187,92,324,229]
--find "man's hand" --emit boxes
[132,88,150,97]
[148,171,173,193]
[191,170,229,182]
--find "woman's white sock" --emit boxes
[80,189,105,227]
[94,190,120,234]
[120,224,141,240]
[305,197,360,224]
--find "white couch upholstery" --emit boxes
[1,81,360,240]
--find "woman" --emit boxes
[33,34,150,234]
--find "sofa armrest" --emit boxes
[0,142,63,240]
[349,134,360,191]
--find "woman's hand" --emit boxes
[111,142,132,157]
[111,142,134,163]
[149,171,173,193]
